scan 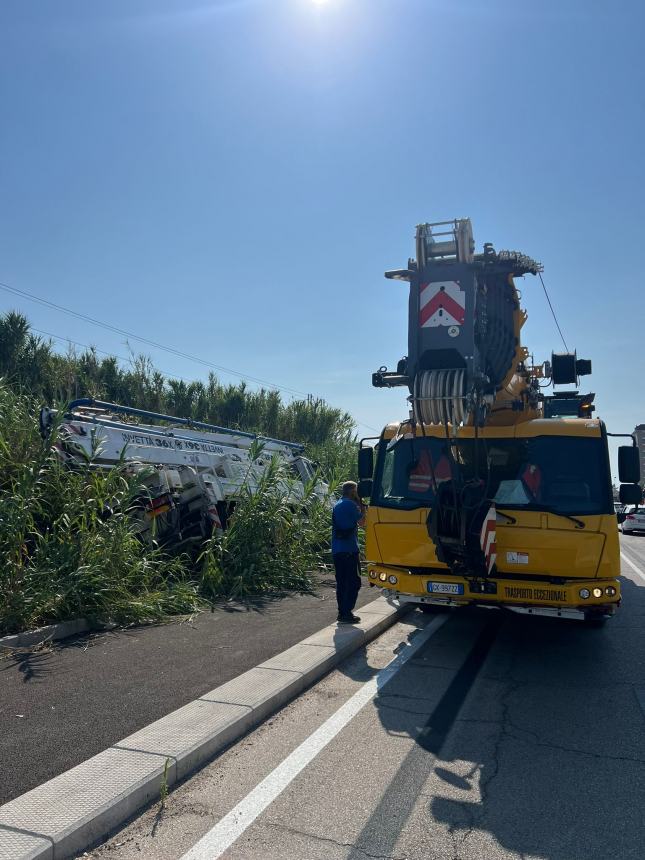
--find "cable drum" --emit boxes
[413,369,468,426]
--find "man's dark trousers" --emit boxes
[333,551,361,616]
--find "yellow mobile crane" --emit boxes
[359,219,642,623]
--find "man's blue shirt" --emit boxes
[332,497,362,554]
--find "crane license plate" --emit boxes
[427,581,464,595]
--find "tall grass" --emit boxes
[0,383,339,635]
[199,456,332,600]
[0,383,204,635]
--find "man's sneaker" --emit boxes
[337,613,361,624]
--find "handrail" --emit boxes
[65,398,305,451]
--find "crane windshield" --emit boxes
[372,435,611,517]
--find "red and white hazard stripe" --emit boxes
[409,474,432,493]
[419,280,466,328]
[408,450,433,493]
[208,506,223,532]
[480,505,496,575]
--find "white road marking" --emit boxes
[180,614,449,860]
[620,550,645,585]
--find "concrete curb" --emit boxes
[0,619,91,651]
[0,596,407,860]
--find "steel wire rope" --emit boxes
[31,327,198,387]
[538,271,569,353]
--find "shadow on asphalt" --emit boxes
[0,579,328,678]
[214,588,320,614]
[207,570,335,614]
[0,626,162,681]
[0,646,55,683]
[344,582,645,860]
[332,627,380,683]
[332,605,427,686]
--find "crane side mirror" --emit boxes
[618,446,640,484]
[619,484,643,506]
[358,479,373,499]
[358,446,374,481]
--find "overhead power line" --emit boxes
[31,327,198,387]
[538,272,569,353]
[1,280,380,434]
[0,279,309,397]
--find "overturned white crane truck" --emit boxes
[40,399,328,548]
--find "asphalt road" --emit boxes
[91,534,645,860]
[0,576,378,805]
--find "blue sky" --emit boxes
[1,0,643,473]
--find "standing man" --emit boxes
[332,481,365,624]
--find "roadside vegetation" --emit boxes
[0,311,356,450]
[0,312,357,635]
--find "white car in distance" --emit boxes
[621,505,645,534]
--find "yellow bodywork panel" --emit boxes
[381,418,603,440]
[368,509,615,581]
[495,521,605,580]
[373,522,444,568]
[366,506,447,569]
